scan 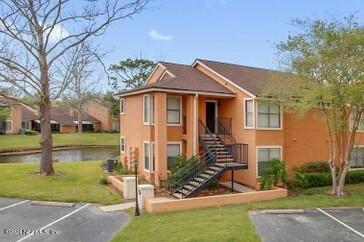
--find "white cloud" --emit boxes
[148,30,173,41]
[44,24,69,43]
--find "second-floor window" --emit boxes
[257,101,281,129]
[167,96,181,125]
[245,99,254,128]
[143,94,154,125]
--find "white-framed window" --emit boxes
[257,147,282,176]
[120,98,125,115]
[257,101,281,129]
[143,94,151,125]
[143,142,150,171]
[120,137,125,154]
[350,146,364,168]
[143,141,155,172]
[244,98,254,128]
[167,96,182,125]
[167,142,182,170]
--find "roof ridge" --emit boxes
[159,61,191,67]
[196,58,276,72]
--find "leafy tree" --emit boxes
[0,0,149,175]
[102,92,120,117]
[0,106,10,121]
[109,58,155,90]
[263,16,364,196]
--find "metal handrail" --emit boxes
[216,117,248,166]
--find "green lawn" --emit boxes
[0,133,119,152]
[0,161,122,205]
[112,184,364,242]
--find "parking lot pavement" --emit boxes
[249,208,364,242]
[0,198,129,242]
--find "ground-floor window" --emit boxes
[143,142,155,172]
[257,147,282,176]
[350,146,364,168]
[167,143,182,170]
[120,137,125,154]
[0,121,11,134]
[22,121,30,130]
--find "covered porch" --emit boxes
[150,91,249,193]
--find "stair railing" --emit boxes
[167,151,216,198]
[216,117,249,167]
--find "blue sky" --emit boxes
[96,0,362,90]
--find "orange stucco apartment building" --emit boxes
[118,59,364,191]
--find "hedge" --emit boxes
[295,169,364,188]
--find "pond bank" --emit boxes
[0,144,119,155]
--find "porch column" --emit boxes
[193,94,199,155]
[154,92,167,186]
[185,95,194,158]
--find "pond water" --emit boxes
[0,146,119,163]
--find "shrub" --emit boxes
[165,155,198,188]
[295,169,364,188]
[300,161,331,173]
[99,176,108,185]
[260,159,287,190]
[25,129,38,136]
[345,170,364,184]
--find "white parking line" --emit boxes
[0,200,29,211]
[317,208,364,239]
[16,203,90,242]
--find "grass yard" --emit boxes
[0,161,122,205]
[0,133,119,152]
[112,183,364,242]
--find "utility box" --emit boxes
[138,184,154,209]
[123,176,136,199]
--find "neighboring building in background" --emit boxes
[0,94,119,134]
[118,59,364,196]
[0,95,22,135]
[84,99,120,132]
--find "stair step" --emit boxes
[189,181,201,186]
[209,166,222,171]
[199,173,211,179]
[184,185,195,191]
[215,163,227,167]
[205,170,217,175]
[194,177,206,182]
[173,192,183,199]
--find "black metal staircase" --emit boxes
[168,119,248,199]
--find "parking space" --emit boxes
[0,198,129,242]
[250,208,364,242]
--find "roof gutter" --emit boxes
[116,88,236,98]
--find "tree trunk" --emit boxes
[329,160,337,194]
[39,95,54,175]
[39,49,54,175]
[336,161,349,196]
[77,111,83,133]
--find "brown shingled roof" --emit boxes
[119,62,235,96]
[196,59,289,96]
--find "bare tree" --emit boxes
[0,0,149,175]
[63,42,103,133]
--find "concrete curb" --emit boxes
[99,202,135,212]
[260,209,305,214]
[31,201,75,207]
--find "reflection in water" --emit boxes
[0,147,119,163]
